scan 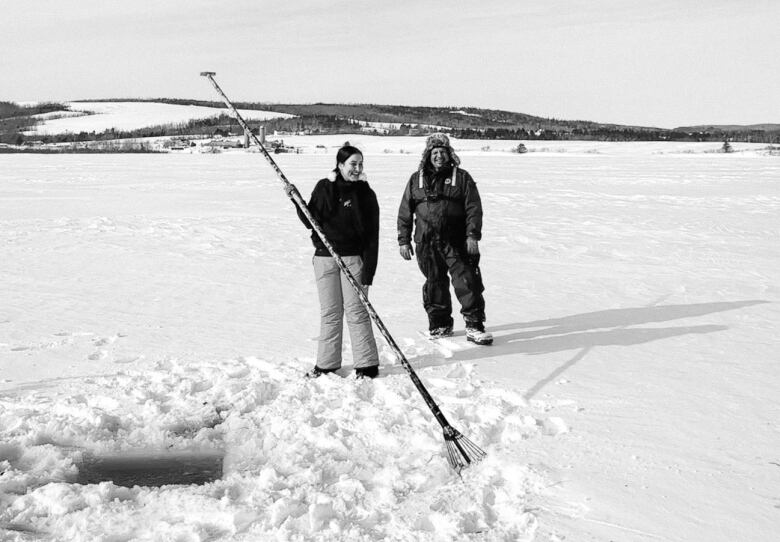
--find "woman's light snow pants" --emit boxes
[313,255,379,370]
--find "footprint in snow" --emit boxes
[114,356,141,364]
[541,417,569,436]
[93,336,119,347]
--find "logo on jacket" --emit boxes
[343,199,353,208]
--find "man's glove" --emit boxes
[466,237,480,256]
[399,244,414,260]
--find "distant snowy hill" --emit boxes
[14,99,779,144]
[25,101,294,135]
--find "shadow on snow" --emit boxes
[402,299,769,399]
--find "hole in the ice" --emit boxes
[76,450,224,487]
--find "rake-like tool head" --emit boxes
[443,426,486,474]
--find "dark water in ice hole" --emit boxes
[76,450,224,487]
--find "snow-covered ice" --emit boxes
[1,140,779,541]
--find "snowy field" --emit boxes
[1,140,779,541]
[23,102,293,135]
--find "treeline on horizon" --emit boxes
[0,101,63,144]
[3,99,778,145]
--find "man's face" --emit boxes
[430,147,449,170]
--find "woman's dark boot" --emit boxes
[355,365,379,379]
[305,366,338,378]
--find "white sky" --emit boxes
[1,0,778,128]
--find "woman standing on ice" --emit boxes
[291,144,381,378]
[397,133,493,345]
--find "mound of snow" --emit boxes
[0,357,550,540]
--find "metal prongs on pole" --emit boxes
[200,71,486,474]
[444,426,487,474]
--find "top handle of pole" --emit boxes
[200,71,296,193]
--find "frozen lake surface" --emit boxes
[1,141,778,541]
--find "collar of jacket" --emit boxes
[425,164,453,177]
[327,170,368,183]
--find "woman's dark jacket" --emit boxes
[297,173,380,285]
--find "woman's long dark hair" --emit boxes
[335,145,363,168]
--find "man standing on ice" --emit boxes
[397,133,493,345]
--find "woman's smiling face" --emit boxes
[338,153,363,181]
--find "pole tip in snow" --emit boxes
[200,71,216,77]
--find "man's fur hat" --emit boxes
[420,133,461,170]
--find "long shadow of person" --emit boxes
[401,299,769,398]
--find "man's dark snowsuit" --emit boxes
[397,165,485,329]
